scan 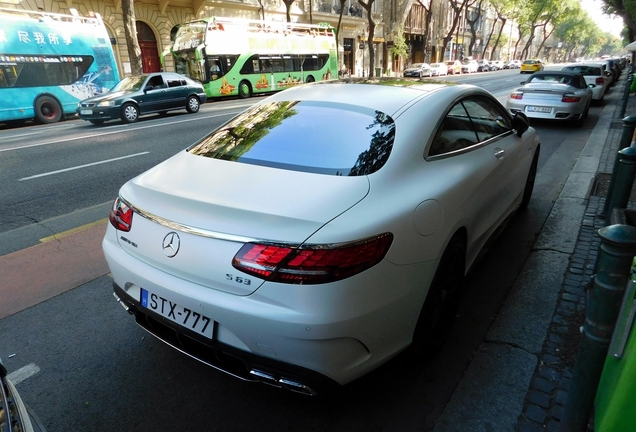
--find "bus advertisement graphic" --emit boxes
[168,17,338,99]
[0,8,119,124]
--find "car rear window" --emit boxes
[187,101,395,176]
[562,66,601,75]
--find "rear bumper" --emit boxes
[112,283,337,395]
[102,224,435,390]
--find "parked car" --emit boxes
[595,58,620,86]
[461,59,478,73]
[561,63,610,103]
[104,79,540,395]
[505,60,522,69]
[1,358,47,432]
[520,59,544,74]
[77,72,207,125]
[403,63,433,78]
[506,71,593,126]
[490,60,505,71]
[476,60,491,72]
[445,60,462,75]
[429,62,448,76]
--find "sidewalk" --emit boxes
[433,70,634,431]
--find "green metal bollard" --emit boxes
[601,116,636,219]
[603,145,636,225]
[560,225,636,432]
[619,72,633,118]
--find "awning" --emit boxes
[625,41,636,51]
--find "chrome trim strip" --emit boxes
[119,196,261,244]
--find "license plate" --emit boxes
[80,109,93,115]
[140,288,213,339]
[527,106,552,113]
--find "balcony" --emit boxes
[315,2,364,17]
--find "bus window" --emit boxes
[270,57,283,72]
[283,56,294,72]
[207,57,222,80]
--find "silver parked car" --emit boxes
[403,63,433,78]
[506,71,593,126]
[104,80,540,395]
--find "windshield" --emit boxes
[408,63,423,69]
[110,75,148,92]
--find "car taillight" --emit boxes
[562,94,581,103]
[232,233,393,284]
[109,197,133,232]
[510,93,523,100]
[596,77,605,85]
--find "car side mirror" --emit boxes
[144,85,153,92]
[512,112,529,137]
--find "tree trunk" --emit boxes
[482,17,497,60]
[358,0,376,78]
[491,18,506,59]
[122,0,143,75]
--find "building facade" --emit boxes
[1,0,535,78]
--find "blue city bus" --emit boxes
[0,7,119,124]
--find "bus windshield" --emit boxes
[0,8,119,125]
[167,17,337,100]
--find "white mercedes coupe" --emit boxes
[103,80,541,395]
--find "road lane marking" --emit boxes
[19,152,149,181]
[8,363,40,385]
[40,218,108,243]
[1,111,241,153]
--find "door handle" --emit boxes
[494,148,505,159]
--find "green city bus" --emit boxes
[168,17,338,99]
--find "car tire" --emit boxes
[186,95,200,113]
[34,95,62,124]
[89,120,104,125]
[238,80,252,99]
[520,148,540,210]
[574,102,590,127]
[306,75,315,83]
[121,103,140,123]
[410,234,465,358]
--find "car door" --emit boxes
[428,96,527,242]
[163,74,190,109]
[463,96,529,216]
[140,74,169,113]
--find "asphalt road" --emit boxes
[0,70,609,431]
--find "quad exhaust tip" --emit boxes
[250,369,317,396]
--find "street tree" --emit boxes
[390,24,409,72]
[358,0,377,77]
[600,0,635,43]
[441,0,468,61]
[122,0,143,75]
[466,0,484,57]
[283,0,294,22]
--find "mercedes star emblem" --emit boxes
[162,232,180,258]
